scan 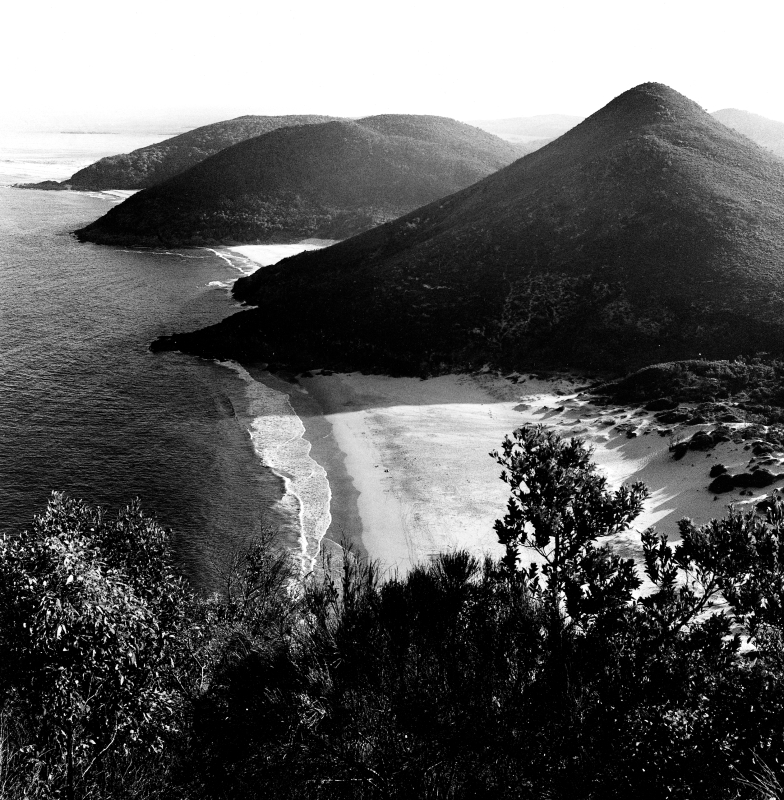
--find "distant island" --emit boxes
[712,108,784,158]
[152,83,784,376]
[473,108,784,159]
[60,130,134,135]
[16,115,340,191]
[469,112,584,145]
[75,116,526,246]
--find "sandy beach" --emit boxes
[227,240,339,269]
[287,370,772,577]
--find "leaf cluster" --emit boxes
[491,425,647,626]
[0,494,191,798]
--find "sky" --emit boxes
[4,0,783,131]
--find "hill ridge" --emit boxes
[17,114,341,191]
[75,115,525,246]
[151,82,784,376]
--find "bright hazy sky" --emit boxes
[4,0,783,131]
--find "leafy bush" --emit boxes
[9,427,784,798]
[0,494,195,799]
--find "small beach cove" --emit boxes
[223,250,784,579]
[242,365,779,580]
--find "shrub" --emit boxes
[0,493,191,799]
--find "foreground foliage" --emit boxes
[4,426,784,798]
[0,495,196,799]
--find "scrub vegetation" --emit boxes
[3,426,784,799]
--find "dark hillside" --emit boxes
[153,83,784,374]
[18,115,339,191]
[75,116,524,246]
[595,359,784,427]
[712,108,784,158]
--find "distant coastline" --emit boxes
[59,130,181,136]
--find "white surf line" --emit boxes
[204,248,260,285]
[204,243,334,290]
[220,361,332,578]
[80,189,140,202]
[119,249,210,259]
[102,189,138,200]
[205,247,238,269]
[227,243,331,271]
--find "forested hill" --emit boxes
[75,116,525,246]
[153,83,784,375]
[18,115,340,191]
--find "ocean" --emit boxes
[0,132,325,590]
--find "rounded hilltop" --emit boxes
[18,115,341,191]
[154,82,784,376]
[592,81,706,121]
[74,116,524,247]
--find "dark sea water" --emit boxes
[0,136,298,590]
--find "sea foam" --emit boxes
[220,362,331,576]
[206,243,331,293]
[227,243,329,268]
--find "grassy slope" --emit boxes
[154,83,784,375]
[26,115,339,191]
[75,116,524,246]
